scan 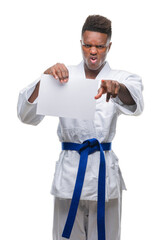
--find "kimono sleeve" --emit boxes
[111,73,144,116]
[17,78,44,125]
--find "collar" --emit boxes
[77,60,111,81]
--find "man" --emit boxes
[17,15,144,240]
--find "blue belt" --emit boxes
[61,138,111,240]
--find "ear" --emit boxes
[80,40,84,49]
[108,42,112,51]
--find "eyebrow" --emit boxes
[81,38,110,46]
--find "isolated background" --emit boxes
[0,0,161,239]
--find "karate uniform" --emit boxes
[17,61,144,240]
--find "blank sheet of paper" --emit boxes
[36,74,99,119]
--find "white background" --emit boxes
[0,0,161,240]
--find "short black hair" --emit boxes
[82,15,112,39]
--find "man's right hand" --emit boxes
[44,63,69,83]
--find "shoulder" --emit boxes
[108,68,142,82]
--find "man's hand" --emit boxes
[95,80,120,102]
[44,63,69,83]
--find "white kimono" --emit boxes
[17,61,144,203]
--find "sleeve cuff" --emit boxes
[25,77,40,105]
[111,74,144,116]
[111,95,137,115]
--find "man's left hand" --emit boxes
[95,80,120,102]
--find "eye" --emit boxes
[84,44,91,48]
[96,45,105,49]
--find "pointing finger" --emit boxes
[95,88,103,99]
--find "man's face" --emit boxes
[80,30,112,73]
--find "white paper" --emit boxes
[36,74,99,119]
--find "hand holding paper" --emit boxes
[44,63,69,83]
[36,74,99,119]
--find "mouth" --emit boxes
[90,57,97,64]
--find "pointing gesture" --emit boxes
[95,80,121,102]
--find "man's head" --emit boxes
[82,15,112,38]
[81,15,112,77]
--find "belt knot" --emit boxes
[78,138,99,154]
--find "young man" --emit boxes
[17,15,144,240]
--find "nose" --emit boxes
[90,46,97,55]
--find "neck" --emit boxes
[84,62,106,79]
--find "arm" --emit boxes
[17,63,69,125]
[118,83,135,105]
[17,78,44,125]
[95,74,144,116]
[95,80,135,105]
[28,81,40,103]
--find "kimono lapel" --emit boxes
[95,61,111,81]
[76,60,111,81]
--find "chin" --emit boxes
[88,63,102,71]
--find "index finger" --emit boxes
[95,87,103,99]
[50,68,59,80]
